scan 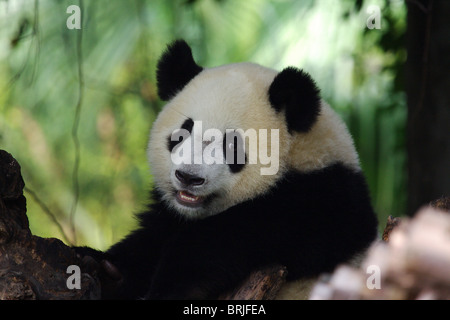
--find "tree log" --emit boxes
[0,150,100,299]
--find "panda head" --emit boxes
[148,40,359,219]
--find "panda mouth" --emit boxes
[176,190,205,207]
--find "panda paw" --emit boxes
[73,246,124,298]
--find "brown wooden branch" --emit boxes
[382,215,402,242]
[429,196,450,212]
[0,150,100,299]
[220,264,287,300]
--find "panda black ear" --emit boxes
[156,40,203,101]
[268,67,321,133]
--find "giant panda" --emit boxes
[76,40,378,299]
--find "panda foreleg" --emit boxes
[144,226,261,300]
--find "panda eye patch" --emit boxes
[223,131,246,173]
[167,118,194,152]
[181,118,194,134]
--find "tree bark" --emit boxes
[406,0,450,215]
[0,150,101,300]
[220,265,287,300]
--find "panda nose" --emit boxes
[175,170,205,186]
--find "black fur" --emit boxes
[167,118,194,152]
[223,130,246,173]
[82,162,377,299]
[157,40,203,101]
[268,67,321,133]
[181,118,194,133]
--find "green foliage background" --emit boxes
[0,0,406,249]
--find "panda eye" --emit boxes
[168,133,184,152]
[222,132,246,173]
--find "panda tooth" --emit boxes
[179,191,199,202]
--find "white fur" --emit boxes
[288,101,360,173]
